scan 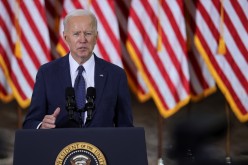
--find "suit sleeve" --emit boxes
[23,67,47,129]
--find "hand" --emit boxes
[40,107,60,129]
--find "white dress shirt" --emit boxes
[69,53,95,123]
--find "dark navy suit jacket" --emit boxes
[23,54,133,128]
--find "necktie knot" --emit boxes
[77,65,84,75]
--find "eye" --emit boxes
[84,32,93,37]
[73,32,80,36]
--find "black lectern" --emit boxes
[13,127,148,165]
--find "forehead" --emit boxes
[66,15,94,30]
[67,15,93,24]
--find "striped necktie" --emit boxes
[74,65,86,125]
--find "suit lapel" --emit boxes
[58,55,72,89]
[93,55,107,115]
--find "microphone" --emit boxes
[65,87,76,120]
[85,87,96,121]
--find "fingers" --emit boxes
[40,121,56,129]
[40,107,60,129]
[53,107,60,118]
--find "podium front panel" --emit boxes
[13,127,148,165]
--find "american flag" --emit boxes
[126,0,217,118]
[127,0,191,117]
[185,11,216,101]
[56,0,123,68]
[45,0,64,59]
[186,0,248,122]
[115,0,150,102]
[0,0,51,108]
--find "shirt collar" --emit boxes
[83,54,95,74]
[69,53,95,73]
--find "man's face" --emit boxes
[64,15,97,64]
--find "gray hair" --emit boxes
[63,9,98,31]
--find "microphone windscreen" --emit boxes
[66,87,75,97]
[87,87,96,98]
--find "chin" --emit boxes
[79,53,91,60]
[77,52,88,57]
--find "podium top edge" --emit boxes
[15,127,145,133]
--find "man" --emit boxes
[23,9,133,129]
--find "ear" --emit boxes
[63,31,67,41]
[96,31,98,39]
[94,31,98,44]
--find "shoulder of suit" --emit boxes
[95,55,124,72]
[39,55,68,71]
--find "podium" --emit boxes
[13,127,148,165]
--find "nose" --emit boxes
[79,33,87,42]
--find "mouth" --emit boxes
[77,46,87,51]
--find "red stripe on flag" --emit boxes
[92,1,121,57]
[96,39,111,62]
[0,17,34,90]
[127,34,170,109]
[230,0,248,33]
[134,2,182,103]
[21,2,50,61]
[188,50,209,89]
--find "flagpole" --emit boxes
[225,102,231,164]
[157,0,164,163]
[186,102,195,162]
[157,111,164,165]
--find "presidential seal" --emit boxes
[55,142,107,165]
